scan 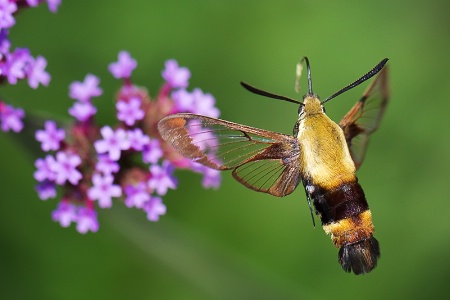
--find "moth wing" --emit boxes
[339,66,389,169]
[158,113,302,197]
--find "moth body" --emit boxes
[157,57,389,275]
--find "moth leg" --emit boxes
[304,188,316,228]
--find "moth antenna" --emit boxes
[240,82,302,105]
[300,56,313,95]
[321,58,389,105]
[295,62,303,94]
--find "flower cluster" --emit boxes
[0,0,60,132]
[33,51,221,233]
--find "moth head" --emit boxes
[301,95,324,116]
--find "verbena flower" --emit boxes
[94,126,130,161]
[52,201,77,228]
[0,0,17,29]
[116,97,144,126]
[0,1,59,133]
[32,51,222,233]
[35,120,65,151]
[162,59,190,89]
[0,103,25,132]
[143,196,166,222]
[51,151,82,185]
[108,50,137,79]
[28,56,51,88]
[148,160,177,196]
[87,173,122,208]
[68,101,97,122]
[75,207,99,234]
[35,180,57,200]
[69,74,103,102]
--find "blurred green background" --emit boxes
[1,0,450,299]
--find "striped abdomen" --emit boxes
[304,179,380,275]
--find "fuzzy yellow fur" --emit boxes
[322,210,374,247]
[297,96,356,190]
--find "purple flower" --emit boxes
[191,88,220,118]
[148,160,177,196]
[34,155,57,182]
[161,59,190,89]
[0,104,24,132]
[142,139,163,164]
[108,51,137,79]
[3,48,33,84]
[116,97,144,126]
[0,0,17,29]
[76,207,99,234]
[51,151,82,185]
[68,101,97,122]
[69,74,102,102]
[0,29,10,54]
[87,173,122,208]
[26,0,40,7]
[191,163,221,189]
[128,128,150,151]
[46,0,61,13]
[28,56,51,89]
[171,88,219,118]
[143,196,166,222]
[94,126,130,161]
[172,89,194,112]
[95,154,120,175]
[124,182,150,208]
[35,180,57,200]
[35,120,65,151]
[52,201,77,228]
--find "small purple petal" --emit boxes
[68,101,97,122]
[52,201,77,228]
[87,173,122,208]
[46,0,61,13]
[3,48,33,85]
[191,162,221,189]
[0,0,17,29]
[108,51,137,79]
[142,139,163,164]
[128,128,150,151]
[191,88,220,118]
[26,0,40,7]
[148,160,177,196]
[76,207,99,234]
[35,180,57,200]
[95,154,120,175]
[69,74,102,102]
[94,126,130,161]
[0,104,24,132]
[143,196,166,222]
[51,151,82,185]
[161,59,190,89]
[27,56,51,89]
[0,29,10,55]
[35,120,65,151]
[171,89,194,113]
[116,97,144,126]
[124,182,150,208]
[34,155,57,182]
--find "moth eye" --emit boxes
[322,106,326,113]
[298,105,304,116]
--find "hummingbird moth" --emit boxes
[158,57,389,275]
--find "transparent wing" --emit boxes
[339,66,389,169]
[158,113,302,196]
